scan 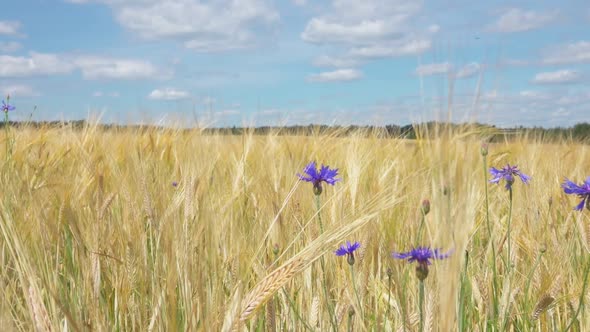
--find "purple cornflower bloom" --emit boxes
[2,99,15,113]
[562,177,590,211]
[393,246,451,280]
[298,161,341,195]
[335,241,360,265]
[172,181,178,187]
[489,163,530,190]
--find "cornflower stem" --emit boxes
[349,264,363,318]
[315,194,337,332]
[507,187,513,273]
[418,280,425,332]
[564,256,590,332]
[483,154,499,318]
[4,111,9,160]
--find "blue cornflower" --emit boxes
[562,177,590,211]
[489,164,530,190]
[393,246,451,280]
[2,99,15,113]
[298,161,341,195]
[335,241,360,265]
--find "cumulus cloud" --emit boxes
[490,8,557,33]
[148,88,190,100]
[312,55,359,67]
[301,0,433,77]
[543,41,590,64]
[0,84,39,97]
[301,1,422,45]
[93,91,119,97]
[0,53,75,77]
[73,56,165,80]
[0,21,22,36]
[69,0,279,52]
[349,39,431,59]
[531,69,581,84]
[0,41,22,53]
[308,68,362,82]
[456,62,481,79]
[0,52,167,80]
[415,62,452,76]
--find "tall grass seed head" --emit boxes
[489,163,530,190]
[421,199,431,216]
[562,176,590,211]
[297,161,341,196]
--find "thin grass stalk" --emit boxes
[315,194,337,332]
[419,280,425,332]
[564,256,590,332]
[349,264,363,318]
[458,250,469,332]
[483,153,499,319]
[281,288,313,331]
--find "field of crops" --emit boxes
[0,124,589,331]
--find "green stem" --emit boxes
[458,250,469,332]
[4,111,8,160]
[416,212,426,244]
[281,288,314,332]
[315,194,337,332]
[386,271,392,320]
[564,257,590,332]
[349,264,363,318]
[419,280,425,332]
[483,154,499,319]
[507,187,513,273]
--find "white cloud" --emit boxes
[93,91,119,97]
[532,69,581,84]
[292,0,306,5]
[301,1,422,44]
[543,41,590,64]
[0,84,39,98]
[349,39,431,59]
[0,53,75,77]
[0,21,22,36]
[71,0,279,52]
[415,62,452,76]
[490,8,557,33]
[73,56,164,80]
[301,0,432,72]
[308,68,362,82]
[456,62,481,79]
[0,52,167,80]
[312,55,359,67]
[0,41,22,53]
[148,88,190,100]
[302,19,396,44]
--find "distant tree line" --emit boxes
[2,120,590,142]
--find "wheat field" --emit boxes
[0,123,589,331]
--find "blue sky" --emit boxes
[1,0,589,127]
